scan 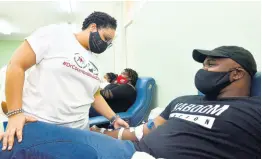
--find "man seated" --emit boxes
[89,68,138,118]
[92,46,260,158]
[0,46,260,159]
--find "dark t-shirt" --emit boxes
[102,83,136,113]
[134,95,261,159]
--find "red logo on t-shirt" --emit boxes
[74,53,87,68]
[63,53,99,80]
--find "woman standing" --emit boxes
[1,11,128,151]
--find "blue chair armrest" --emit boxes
[89,112,133,126]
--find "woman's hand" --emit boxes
[0,113,37,150]
[113,117,129,129]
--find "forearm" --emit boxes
[5,64,25,111]
[104,125,146,141]
[95,124,153,142]
[94,116,166,141]
[92,94,116,120]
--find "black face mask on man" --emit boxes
[194,69,237,97]
[89,31,108,54]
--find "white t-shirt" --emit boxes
[21,24,100,129]
[0,65,7,103]
[0,65,7,119]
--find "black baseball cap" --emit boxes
[193,46,257,77]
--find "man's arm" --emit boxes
[92,116,167,141]
[92,100,174,141]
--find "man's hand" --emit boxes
[113,117,129,129]
[0,113,37,150]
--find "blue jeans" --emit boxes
[0,122,136,159]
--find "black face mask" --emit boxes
[89,31,108,54]
[194,69,232,97]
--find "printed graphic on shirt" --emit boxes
[63,53,99,80]
[169,103,229,129]
[74,53,87,68]
[88,61,98,76]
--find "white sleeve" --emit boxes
[25,25,53,64]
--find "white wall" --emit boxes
[95,2,126,77]
[121,1,261,108]
[113,2,127,74]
